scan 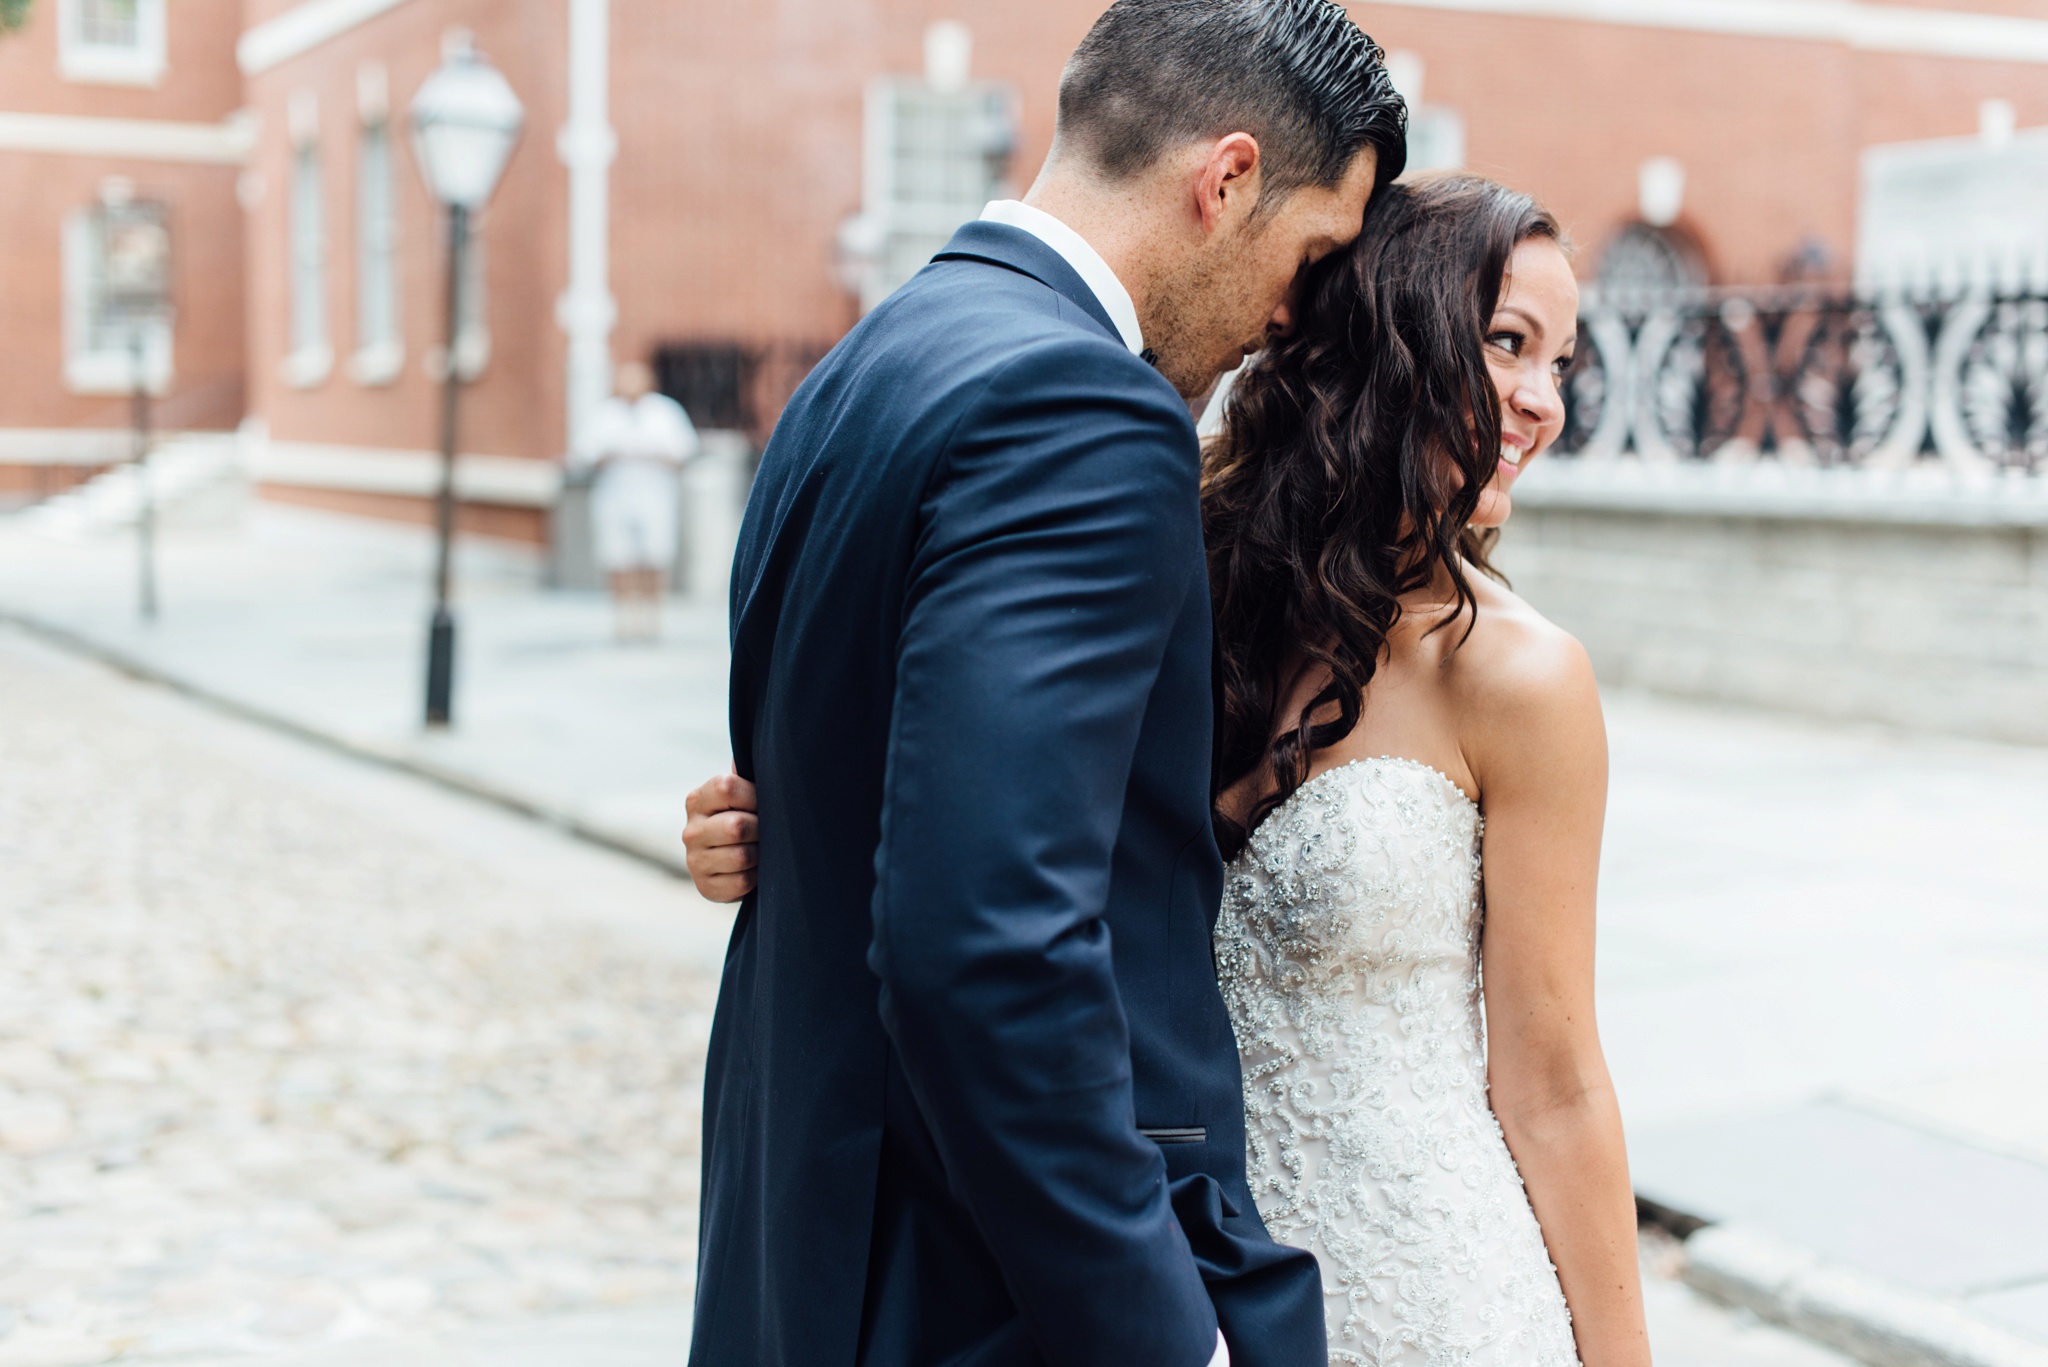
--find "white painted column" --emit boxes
[556,0,616,454]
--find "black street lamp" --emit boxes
[408,35,524,727]
[99,191,173,622]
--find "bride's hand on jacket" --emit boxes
[683,770,759,903]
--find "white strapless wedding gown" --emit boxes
[1214,758,1582,1367]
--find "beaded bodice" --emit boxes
[1214,758,1581,1367]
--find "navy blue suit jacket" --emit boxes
[693,221,1325,1367]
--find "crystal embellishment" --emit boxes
[1214,758,1582,1367]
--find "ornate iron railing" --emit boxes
[1559,283,2048,476]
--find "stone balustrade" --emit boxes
[1499,280,2048,744]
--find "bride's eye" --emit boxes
[1553,352,1577,379]
[1486,329,1523,356]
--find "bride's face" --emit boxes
[1470,238,1579,529]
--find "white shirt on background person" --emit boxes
[574,391,699,573]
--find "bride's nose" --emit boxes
[1513,370,1563,432]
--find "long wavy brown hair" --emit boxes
[1204,173,1564,857]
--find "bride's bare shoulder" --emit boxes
[1448,574,1603,743]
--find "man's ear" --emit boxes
[1194,133,1262,234]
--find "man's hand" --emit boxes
[682,770,759,903]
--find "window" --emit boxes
[1384,51,1464,175]
[283,137,332,388]
[839,25,1015,315]
[1597,223,1709,299]
[62,193,173,395]
[418,218,491,384]
[451,222,489,381]
[852,81,1012,312]
[77,0,136,45]
[1407,108,1467,175]
[58,0,165,86]
[351,120,402,385]
[655,343,755,431]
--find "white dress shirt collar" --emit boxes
[978,199,1146,357]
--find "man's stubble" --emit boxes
[1143,221,1275,402]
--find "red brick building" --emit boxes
[5,0,2048,533]
[0,0,247,501]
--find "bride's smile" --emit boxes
[1473,235,1580,530]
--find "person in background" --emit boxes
[572,360,698,642]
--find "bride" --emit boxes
[1202,172,1646,1366]
[681,171,1649,1367]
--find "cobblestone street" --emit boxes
[0,629,727,1365]
[0,620,1888,1367]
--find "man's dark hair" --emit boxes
[1057,0,1409,201]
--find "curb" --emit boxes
[0,606,697,882]
[1680,1223,2048,1367]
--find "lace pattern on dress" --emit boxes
[1214,758,1582,1367]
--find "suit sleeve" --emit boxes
[869,340,1219,1367]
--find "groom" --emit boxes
[687,4,1405,1365]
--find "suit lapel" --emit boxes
[931,221,1126,349]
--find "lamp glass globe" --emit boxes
[410,49,525,211]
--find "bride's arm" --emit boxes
[1466,626,1651,1367]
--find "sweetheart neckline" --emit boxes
[1244,755,1480,849]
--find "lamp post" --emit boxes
[100,192,172,622]
[408,36,524,727]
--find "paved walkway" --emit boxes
[1596,695,2048,1350]
[0,505,732,871]
[4,503,2044,1361]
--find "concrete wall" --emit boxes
[1495,477,2048,744]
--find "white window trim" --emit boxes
[349,338,403,387]
[846,75,1014,313]
[251,440,563,506]
[1407,105,1467,174]
[238,0,408,76]
[62,211,173,396]
[1358,0,2048,65]
[451,325,491,382]
[416,228,491,384]
[351,117,403,387]
[283,118,332,391]
[282,340,334,389]
[58,0,167,88]
[452,224,490,382]
[0,112,249,164]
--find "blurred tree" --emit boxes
[0,0,28,32]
